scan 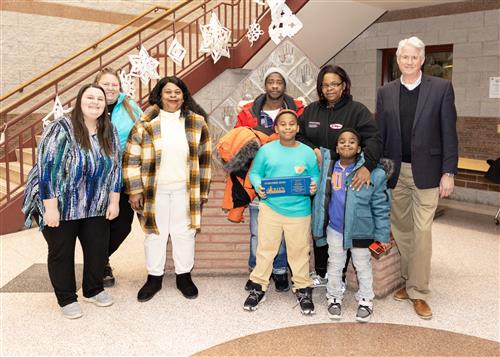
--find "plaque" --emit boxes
[261,176,311,197]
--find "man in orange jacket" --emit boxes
[235,67,305,293]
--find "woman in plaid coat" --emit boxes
[123,76,211,302]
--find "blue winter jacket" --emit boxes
[312,148,392,249]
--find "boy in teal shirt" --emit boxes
[244,109,319,315]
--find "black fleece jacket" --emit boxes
[297,95,382,172]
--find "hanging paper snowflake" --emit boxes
[128,46,160,86]
[119,70,136,98]
[167,38,186,66]
[268,3,303,45]
[41,95,72,128]
[246,21,264,47]
[199,12,231,64]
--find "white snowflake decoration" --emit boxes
[119,70,136,98]
[267,2,303,45]
[128,46,160,86]
[41,95,72,128]
[167,38,186,66]
[246,21,264,47]
[199,13,231,64]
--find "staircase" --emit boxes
[0,0,311,234]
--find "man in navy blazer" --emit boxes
[376,36,458,320]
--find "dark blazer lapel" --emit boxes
[391,80,401,134]
[413,75,432,130]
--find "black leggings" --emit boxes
[42,216,109,307]
[108,189,134,258]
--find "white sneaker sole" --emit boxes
[63,312,83,319]
[243,294,266,311]
[328,313,342,320]
[356,315,371,323]
[83,297,114,307]
[300,309,315,315]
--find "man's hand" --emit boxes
[439,174,454,198]
[129,193,144,211]
[350,166,371,191]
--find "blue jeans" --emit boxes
[248,200,287,275]
[326,226,374,303]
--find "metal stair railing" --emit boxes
[0,0,269,207]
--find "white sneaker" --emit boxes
[356,299,373,323]
[61,302,83,319]
[83,290,114,307]
[327,298,342,320]
[310,271,327,288]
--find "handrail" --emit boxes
[0,5,171,103]
[0,0,271,208]
[0,1,197,115]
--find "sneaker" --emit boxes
[310,271,327,288]
[272,273,290,292]
[103,264,115,288]
[83,290,114,307]
[61,302,83,319]
[243,283,266,311]
[244,279,252,291]
[327,298,342,320]
[295,287,315,315]
[356,303,373,323]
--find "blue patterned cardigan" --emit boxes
[22,116,121,229]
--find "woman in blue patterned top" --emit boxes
[95,68,143,288]
[25,83,122,319]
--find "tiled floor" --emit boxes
[1,200,499,356]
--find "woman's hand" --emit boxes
[106,202,119,220]
[314,148,322,166]
[350,166,371,191]
[129,193,144,211]
[43,198,60,227]
[310,180,317,195]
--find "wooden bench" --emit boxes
[458,157,489,172]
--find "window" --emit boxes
[381,44,453,85]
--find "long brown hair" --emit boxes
[94,67,139,122]
[71,83,114,155]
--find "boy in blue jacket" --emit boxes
[312,128,392,322]
[244,109,319,315]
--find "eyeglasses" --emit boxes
[322,82,343,90]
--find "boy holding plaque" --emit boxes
[243,109,319,315]
[312,128,392,322]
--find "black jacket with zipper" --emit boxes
[297,95,382,172]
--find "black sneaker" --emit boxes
[243,282,266,311]
[272,273,290,292]
[244,279,253,291]
[295,287,315,315]
[103,264,115,288]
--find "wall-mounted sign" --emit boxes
[489,77,500,99]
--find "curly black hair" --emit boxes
[149,76,208,120]
[316,65,351,104]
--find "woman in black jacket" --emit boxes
[297,64,381,284]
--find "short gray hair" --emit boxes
[396,36,425,60]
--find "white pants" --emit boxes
[144,186,196,276]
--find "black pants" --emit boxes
[108,189,134,258]
[314,241,351,280]
[42,217,109,307]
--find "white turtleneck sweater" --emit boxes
[157,109,189,189]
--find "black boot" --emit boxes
[103,263,115,288]
[272,272,290,292]
[176,272,198,299]
[137,274,163,302]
